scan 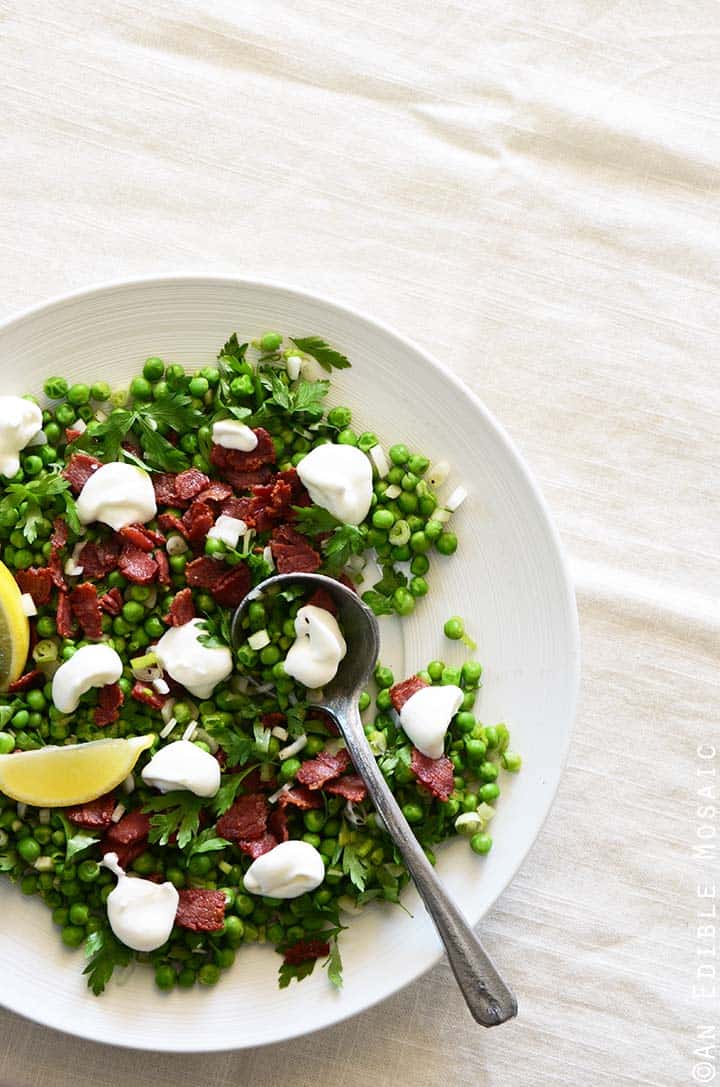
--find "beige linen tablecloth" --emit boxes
[0,3,717,1084]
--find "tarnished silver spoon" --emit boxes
[233,571,517,1027]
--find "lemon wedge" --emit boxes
[0,734,155,806]
[0,559,30,691]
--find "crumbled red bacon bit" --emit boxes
[95,682,124,727]
[270,524,321,574]
[283,939,330,965]
[130,682,166,710]
[118,544,158,585]
[181,500,214,547]
[164,588,195,627]
[236,831,277,858]
[410,748,454,802]
[389,675,429,713]
[62,452,102,494]
[276,785,323,811]
[69,582,103,639]
[296,748,351,790]
[56,591,75,637]
[98,587,123,616]
[15,567,53,606]
[7,669,44,693]
[77,538,121,578]
[67,792,116,829]
[154,548,170,585]
[175,888,226,932]
[175,469,210,502]
[215,794,268,841]
[323,774,367,803]
[210,564,251,607]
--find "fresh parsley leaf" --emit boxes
[325,938,343,989]
[291,505,341,535]
[144,791,204,849]
[197,611,232,650]
[187,828,230,857]
[253,721,271,754]
[278,958,317,988]
[290,336,351,372]
[323,524,365,572]
[135,416,189,472]
[57,814,98,862]
[83,927,132,996]
[76,394,202,473]
[292,378,330,413]
[0,473,78,544]
[360,590,395,616]
[218,334,249,366]
[211,763,260,817]
[259,374,329,418]
[140,392,198,431]
[374,564,407,596]
[341,844,369,891]
[213,730,255,770]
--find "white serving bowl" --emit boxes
[0,277,579,1050]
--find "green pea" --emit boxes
[389,444,409,465]
[279,757,301,781]
[78,860,101,883]
[402,802,424,824]
[484,726,499,749]
[409,576,428,597]
[61,924,85,948]
[17,837,41,864]
[0,732,15,757]
[304,736,324,756]
[479,761,499,782]
[436,532,458,555]
[260,645,281,666]
[187,854,213,877]
[397,491,418,515]
[464,738,487,764]
[409,531,431,554]
[327,406,352,428]
[444,616,465,640]
[470,833,493,855]
[303,810,326,833]
[173,701,193,725]
[155,964,176,990]
[23,455,43,476]
[258,331,282,351]
[131,852,157,877]
[188,376,209,398]
[175,967,195,988]
[456,712,476,734]
[130,376,152,400]
[67,383,90,406]
[479,782,500,802]
[52,907,69,926]
[401,472,419,492]
[230,374,254,398]
[223,915,244,944]
[392,587,415,616]
[357,431,378,452]
[69,902,89,926]
[372,508,395,530]
[143,357,165,382]
[198,964,221,986]
[44,377,68,399]
[358,691,371,711]
[336,428,357,446]
[407,454,429,475]
[26,689,45,711]
[424,518,443,541]
[461,660,482,686]
[144,616,165,639]
[442,796,461,819]
[90,381,112,401]
[235,893,254,917]
[375,688,392,711]
[441,665,462,686]
[461,792,479,813]
[374,665,394,689]
[426,660,444,682]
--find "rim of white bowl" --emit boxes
[0,275,580,1051]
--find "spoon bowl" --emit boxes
[233,572,518,1028]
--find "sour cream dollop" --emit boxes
[76,462,157,531]
[399,684,464,759]
[211,419,258,452]
[103,852,179,952]
[51,644,123,713]
[154,618,233,699]
[141,739,220,798]
[284,605,347,689]
[0,396,42,477]
[296,444,372,525]
[243,840,325,899]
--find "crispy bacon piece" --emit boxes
[119,525,155,552]
[154,549,170,586]
[389,675,429,713]
[50,518,68,555]
[56,591,75,637]
[196,481,233,504]
[95,682,124,727]
[7,669,44,693]
[305,587,337,615]
[101,809,150,868]
[276,785,323,810]
[175,888,226,932]
[215,794,268,841]
[69,582,103,639]
[211,564,251,607]
[175,469,210,502]
[118,544,158,585]
[151,473,181,506]
[210,427,276,484]
[220,496,256,523]
[164,587,195,627]
[62,452,102,494]
[283,938,330,965]
[270,524,321,574]
[131,682,166,710]
[157,512,187,538]
[236,832,277,858]
[67,792,116,829]
[182,500,214,547]
[324,774,367,803]
[15,567,53,606]
[268,806,289,843]
[76,538,121,579]
[48,553,66,591]
[410,748,454,802]
[185,555,227,590]
[98,587,123,616]
[252,468,310,533]
[296,748,351,790]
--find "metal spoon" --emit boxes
[232,571,517,1027]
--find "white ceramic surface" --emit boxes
[0,277,579,1051]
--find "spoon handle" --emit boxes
[331,701,518,1028]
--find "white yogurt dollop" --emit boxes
[76,462,157,531]
[296,444,372,525]
[103,852,179,952]
[51,644,124,713]
[284,605,347,689]
[399,684,464,759]
[141,739,220,798]
[0,396,43,477]
[154,618,233,699]
[211,420,258,452]
[243,840,325,899]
